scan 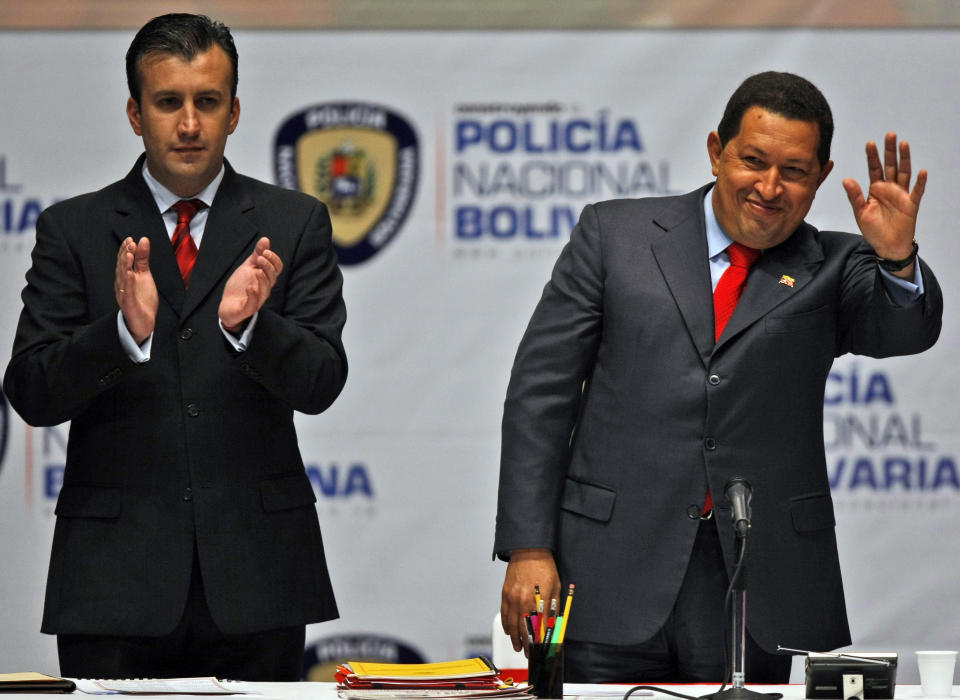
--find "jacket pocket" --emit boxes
[765,305,829,334]
[260,472,318,512]
[560,477,616,522]
[789,492,836,532]
[54,485,121,518]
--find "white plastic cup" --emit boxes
[917,650,958,697]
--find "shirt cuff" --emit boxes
[117,311,152,363]
[219,311,259,351]
[878,263,924,306]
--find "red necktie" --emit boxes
[713,241,760,341]
[703,241,760,515]
[171,199,204,287]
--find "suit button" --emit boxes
[708,374,721,386]
[704,437,717,450]
[183,487,193,501]
[179,328,194,341]
[687,504,702,519]
[186,403,200,417]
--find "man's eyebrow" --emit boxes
[742,144,813,165]
[149,88,224,97]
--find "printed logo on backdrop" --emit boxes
[306,461,376,518]
[12,424,68,511]
[825,363,959,510]
[443,102,680,260]
[1,155,56,252]
[274,103,419,265]
[302,634,426,681]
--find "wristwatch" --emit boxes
[876,240,918,271]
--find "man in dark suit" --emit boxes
[495,72,942,683]
[2,14,346,681]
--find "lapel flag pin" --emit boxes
[779,274,795,288]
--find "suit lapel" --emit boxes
[650,186,716,367]
[113,157,187,312]
[182,163,259,320]
[716,222,824,349]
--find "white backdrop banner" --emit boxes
[0,28,957,682]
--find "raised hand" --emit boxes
[842,132,926,276]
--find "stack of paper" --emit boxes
[0,672,76,693]
[71,677,251,695]
[335,657,532,699]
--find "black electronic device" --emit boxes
[804,652,898,699]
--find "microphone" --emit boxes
[724,477,752,537]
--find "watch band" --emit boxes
[876,240,918,271]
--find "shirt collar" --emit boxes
[703,185,734,260]
[140,161,225,214]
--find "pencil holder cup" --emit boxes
[528,643,563,698]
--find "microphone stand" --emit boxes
[702,526,780,700]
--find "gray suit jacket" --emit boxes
[494,184,942,652]
[4,156,347,636]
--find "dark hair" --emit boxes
[717,71,833,168]
[126,13,238,104]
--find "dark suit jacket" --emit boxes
[494,184,942,652]
[3,155,347,636]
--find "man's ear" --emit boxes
[816,159,834,188]
[707,131,723,177]
[126,97,143,136]
[228,97,240,135]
